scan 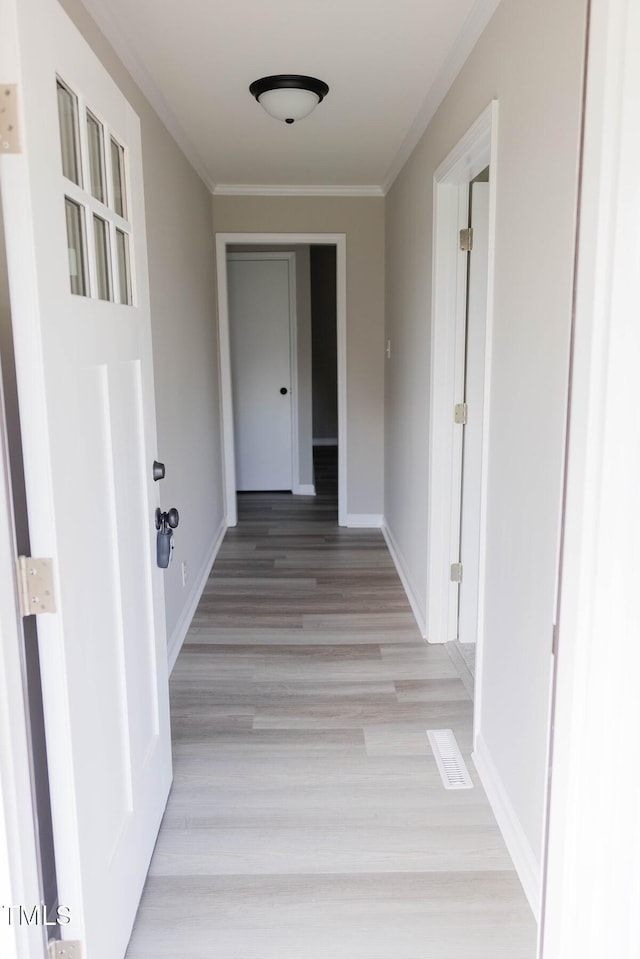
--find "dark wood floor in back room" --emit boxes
[126,446,536,959]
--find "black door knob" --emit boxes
[155,507,180,530]
[280,387,288,395]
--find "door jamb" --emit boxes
[426,100,498,734]
[226,251,300,494]
[216,233,347,526]
[541,0,640,951]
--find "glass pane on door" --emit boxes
[86,110,106,203]
[116,229,132,305]
[93,216,112,301]
[64,197,87,296]
[110,137,127,218]
[56,79,81,185]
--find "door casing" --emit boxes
[426,101,498,740]
[216,233,347,526]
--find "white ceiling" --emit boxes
[80,0,500,194]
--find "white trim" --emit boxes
[345,513,383,528]
[473,735,541,920]
[215,237,237,527]
[216,233,348,527]
[287,256,300,493]
[383,0,502,193]
[541,0,640,954]
[167,518,227,673]
[81,0,500,198]
[213,184,384,197]
[79,0,214,191]
[426,105,498,775]
[293,483,316,496]
[382,523,427,638]
[313,437,338,447]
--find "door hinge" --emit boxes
[0,85,20,154]
[552,623,559,656]
[48,941,83,959]
[454,402,468,425]
[16,556,57,616]
[450,563,463,583]
[459,227,473,252]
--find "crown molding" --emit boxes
[213,183,384,198]
[79,0,499,199]
[382,0,503,194]
[79,0,215,192]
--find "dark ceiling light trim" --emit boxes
[249,74,330,124]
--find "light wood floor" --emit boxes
[126,449,536,959]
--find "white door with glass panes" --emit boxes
[0,1,172,958]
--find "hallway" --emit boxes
[125,450,536,958]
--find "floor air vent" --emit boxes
[427,729,473,790]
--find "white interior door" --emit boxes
[0,2,172,957]
[458,180,490,644]
[228,254,294,491]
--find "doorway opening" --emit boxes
[215,233,347,527]
[426,102,497,733]
[450,164,491,695]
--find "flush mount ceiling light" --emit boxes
[249,74,329,124]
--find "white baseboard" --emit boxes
[346,513,383,528]
[313,438,338,447]
[293,483,316,496]
[382,522,427,637]
[167,518,227,673]
[472,734,541,920]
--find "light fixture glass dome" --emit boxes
[249,75,329,124]
[258,88,321,123]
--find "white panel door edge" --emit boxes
[0,367,45,959]
[0,1,172,957]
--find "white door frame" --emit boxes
[216,233,347,526]
[540,0,640,954]
[227,251,299,493]
[426,101,498,725]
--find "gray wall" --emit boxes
[59,0,224,657]
[384,0,587,899]
[212,195,385,518]
[310,246,338,443]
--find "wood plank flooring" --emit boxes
[126,449,536,959]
